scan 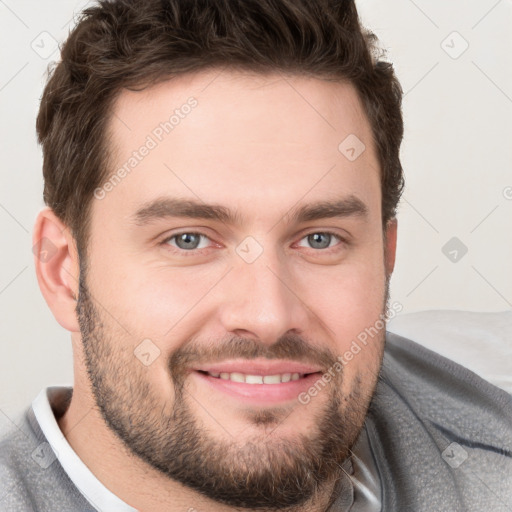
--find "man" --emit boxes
[1,0,510,510]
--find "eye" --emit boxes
[162,232,212,252]
[296,231,345,251]
[159,230,347,256]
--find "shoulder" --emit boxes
[380,330,512,429]
[365,331,512,511]
[0,408,39,510]
[0,405,94,511]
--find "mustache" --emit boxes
[169,332,338,379]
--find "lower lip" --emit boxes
[192,371,323,404]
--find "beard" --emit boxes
[76,266,390,511]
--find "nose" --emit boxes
[217,249,310,345]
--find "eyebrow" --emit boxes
[132,195,369,227]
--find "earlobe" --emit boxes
[384,218,398,276]
[32,208,81,332]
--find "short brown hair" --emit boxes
[36,0,404,257]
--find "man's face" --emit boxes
[76,70,394,509]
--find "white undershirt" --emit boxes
[32,387,138,511]
[32,386,381,511]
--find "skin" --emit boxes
[33,69,397,512]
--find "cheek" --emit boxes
[88,258,227,342]
[294,252,387,389]
[296,254,387,339]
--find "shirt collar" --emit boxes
[32,386,138,512]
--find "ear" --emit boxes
[32,208,80,332]
[384,217,398,277]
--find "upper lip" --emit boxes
[193,358,324,376]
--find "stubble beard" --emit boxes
[76,267,389,510]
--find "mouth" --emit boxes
[190,360,324,404]
[198,370,312,384]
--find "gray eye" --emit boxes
[174,233,202,250]
[307,233,332,249]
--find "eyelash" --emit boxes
[159,230,348,256]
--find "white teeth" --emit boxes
[246,375,263,384]
[230,372,245,383]
[263,375,281,384]
[205,371,305,384]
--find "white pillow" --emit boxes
[387,309,512,394]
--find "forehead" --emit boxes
[109,69,374,154]
[100,69,381,226]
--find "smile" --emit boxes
[202,371,307,384]
[193,368,323,404]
